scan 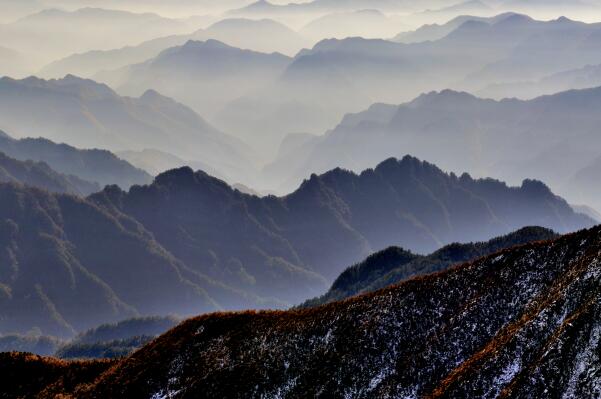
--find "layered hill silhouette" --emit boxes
[300,9,404,40]
[0,151,99,195]
[479,62,601,99]
[0,75,254,185]
[301,226,558,307]
[0,130,151,190]
[98,39,292,121]
[267,86,601,210]
[42,18,308,79]
[0,7,205,67]
[214,13,601,152]
[0,156,593,337]
[6,223,601,397]
[79,13,601,157]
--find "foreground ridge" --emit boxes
[5,226,601,398]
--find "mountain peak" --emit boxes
[520,179,554,197]
[154,166,196,186]
[493,13,534,27]
[409,89,478,107]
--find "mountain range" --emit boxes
[0,7,206,69]
[97,39,292,124]
[217,13,601,154]
[55,12,601,161]
[6,222,601,397]
[41,17,309,79]
[0,155,593,337]
[0,180,277,338]
[479,62,601,99]
[0,150,98,195]
[266,86,601,211]
[0,75,255,186]
[0,130,151,190]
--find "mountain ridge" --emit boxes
[5,222,601,397]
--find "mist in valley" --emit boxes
[3,1,601,380]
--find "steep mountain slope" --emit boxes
[9,224,601,398]
[0,75,254,185]
[92,156,593,286]
[0,130,151,190]
[0,157,593,337]
[301,226,558,307]
[0,151,99,195]
[0,182,272,338]
[267,86,601,209]
[98,39,292,121]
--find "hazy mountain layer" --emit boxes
[0,75,255,186]
[7,223,601,398]
[97,38,292,136]
[0,151,99,195]
[215,13,601,156]
[41,18,309,79]
[267,86,601,210]
[0,7,205,70]
[0,130,151,190]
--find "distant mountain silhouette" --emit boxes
[300,9,403,40]
[392,13,519,43]
[479,62,601,99]
[9,223,601,397]
[0,75,254,185]
[301,226,558,307]
[98,39,291,121]
[229,0,407,16]
[0,7,205,66]
[266,86,601,210]
[41,18,307,79]
[88,13,601,156]
[0,130,151,190]
[0,151,98,195]
[221,12,601,149]
[55,316,181,359]
[0,156,592,337]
